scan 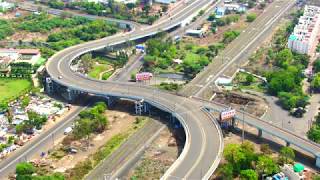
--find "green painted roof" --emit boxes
[289,34,298,41]
[293,163,304,172]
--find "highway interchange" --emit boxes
[1,0,320,179]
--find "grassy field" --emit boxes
[0,78,32,103]
[233,72,266,92]
[88,64,112,79]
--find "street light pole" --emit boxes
[241,105,245,143]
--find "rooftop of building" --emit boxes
[0,48,40,55]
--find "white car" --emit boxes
[64,127,73,135]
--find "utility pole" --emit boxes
[240,105,245,143]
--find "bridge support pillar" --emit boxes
[62,88,81,103]
[258,129,262,138]
[315,154,320,168]
[45,77,54,95]
[135,99,146,115]
[66,89,74,102]
[232,118,236,127]
[170,114,182,129]
[286,141,290,147]
[105,96,116,108]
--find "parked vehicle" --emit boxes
[64,127,73,135]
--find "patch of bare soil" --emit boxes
[31,102,140,174]
[126,126,184,179]
[0,10,29,20]
[9,31,48,42]
[213,91,268,117]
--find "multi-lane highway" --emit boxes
[45,0,320,178]
[181,0,296,99]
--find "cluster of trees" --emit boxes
[215,15,240,27]
[0,136,14,153]
[246,13,257,22]
[10,62,34,78]
[16,162,65,180]
[0,19,14,40]
[312,58,320,91]
[182,51,210,78]
[217,141,295,180]
[18,13,90,33]
[223,30,240,44]
[158,82,182,91]
[307,113,320,143]
[47,19,118,50]
[143,37,224,79]
[48,0,65,9]
[261,11,310,111]
[144,38,177,70]
[64,0,159,24]
[266,60,308,110]
[72,102,109,140]
[15,111,48,134]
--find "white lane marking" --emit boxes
[0,106,87,173]
[194,0,294,97]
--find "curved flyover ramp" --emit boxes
[46,0,223,179]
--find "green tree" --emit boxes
[313,174,320,180]
[246,13,257,22]
[246,74,254,85]
[16,162,35,176]
[275,48,293,68]
[256,155,279,176]
[307,125,320,143]
[208,13,216,21]
[223,30,240,44]
[21,96,30,108]
[48,0,65,9]
[27,111,48,130]
[218,163,233,180]
[279,146,295,165]
[313,59,320,73]
[73,118,92,140]
[278,92,308,110]
[312,73,320,91]
[223,143,256,173]
[240,169,258,180]
[260,144,272,155]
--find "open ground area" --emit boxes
[0,78,31,103]
[127,125,183,180]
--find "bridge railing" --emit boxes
[192,96,320,152]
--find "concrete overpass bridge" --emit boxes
[45,1,225,179]
[42,0,320,179]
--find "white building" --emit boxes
[288,5,320,55]
[0,49,41,65]
[0,1,14,12]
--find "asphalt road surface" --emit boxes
[84,119,165,180]
[45,1,224,179]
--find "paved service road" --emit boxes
[0,101,89,179]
